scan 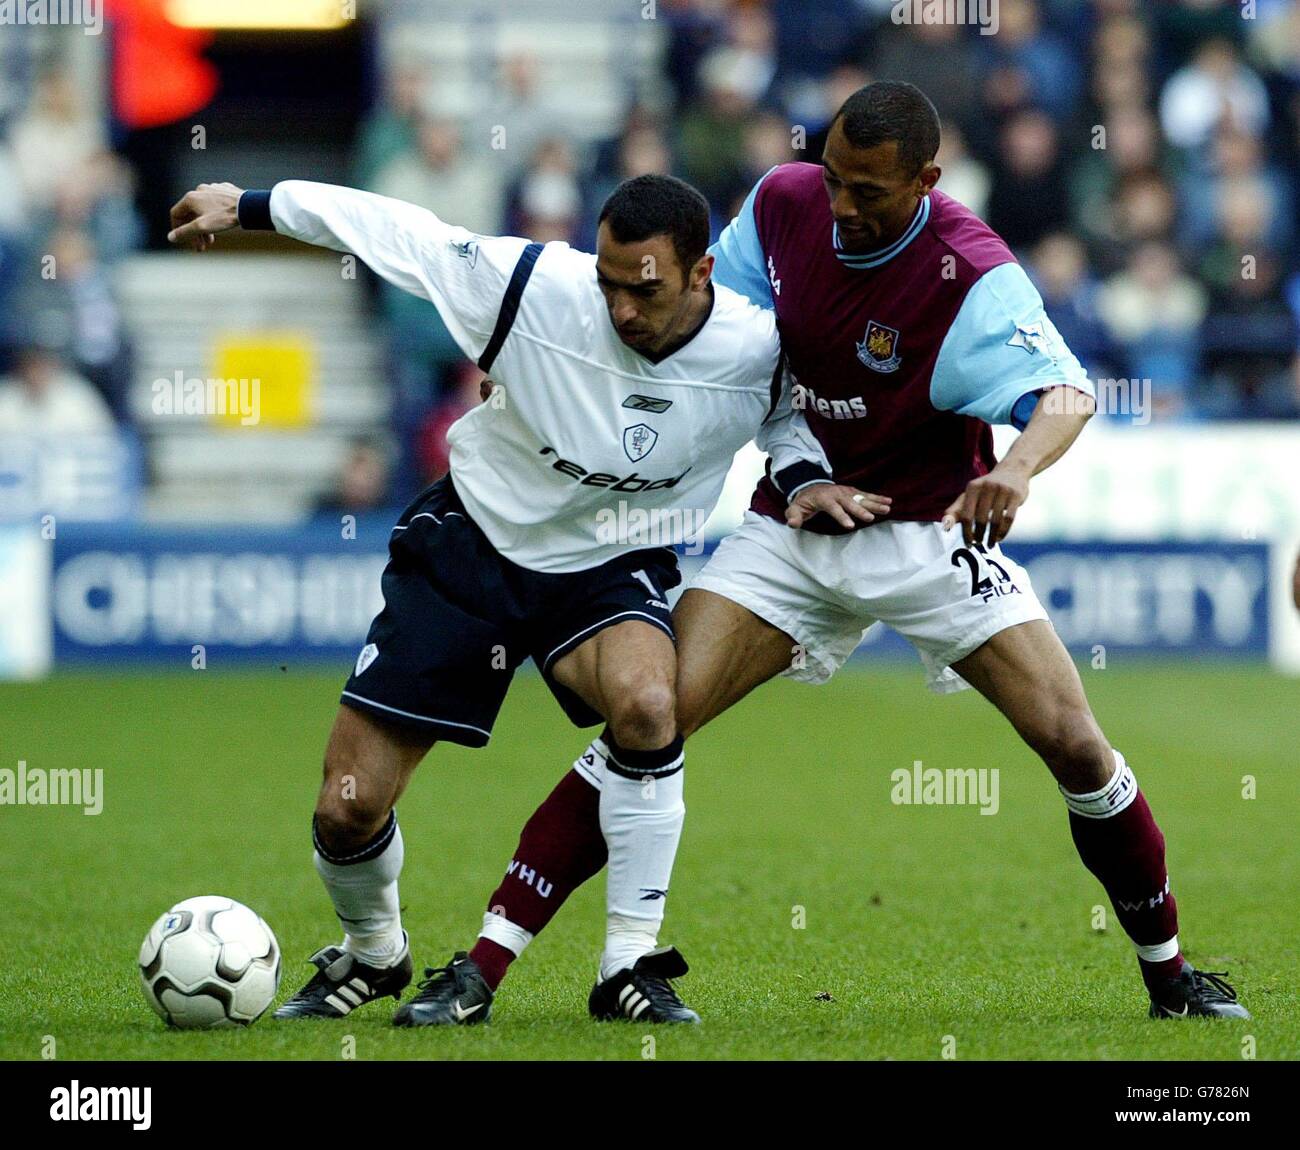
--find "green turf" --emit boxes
[1,661,1295,1060]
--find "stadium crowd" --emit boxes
[1,0,1298,498]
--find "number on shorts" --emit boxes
[951,543,1011,598]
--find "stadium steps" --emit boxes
[114,253,391,523]
[379,1,665,141]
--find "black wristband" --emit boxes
[772,459,834,499]
[237,189,275,231]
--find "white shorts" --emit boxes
[690,512,1050,693]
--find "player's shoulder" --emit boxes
[706,281,779,372]
[924,190,1016,280]
[517,240,598,314]
[753,162,826,209]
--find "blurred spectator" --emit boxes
[771,0,865,84]
[371,113,502,233]
[798,63,872,164]
[1159,38,1270,152]
[51,150,145,264]
[1069,107,1169,259]
[417,363,489,484]
[1025,233,1119,383]
[8,71,105,209]
[934,120,990,219]
[1085,169,1179,275]
[0,138,28,234]
[0,338,114,435]
[1196,180,1299,418]
[677,44,765,206]
[468,52,554,182]
[661,0,732,110]
[985,109,1071,252]
[351,59,428,189]
[1178,127,1294,256]
[741,109,798,183]
[28,227,135,422]
[1153,0,1249,70]
[867,18,982,137]
[1096,241,1206,419]
[581,117,674,250]
[506,138,582,245]
[978,0,1084,122]
[372,109,504,466]
[314,440,391,517]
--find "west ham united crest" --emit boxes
[623,423,658,462]
[856,320,902,373]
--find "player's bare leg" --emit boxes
[673,588,800,737]
[275,704,433,1019]
[952,620,1248,1018]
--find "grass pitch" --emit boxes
[1,661,1295,1061]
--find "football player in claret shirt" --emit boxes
[167,174,881,1025]
[450,82,1248,1024]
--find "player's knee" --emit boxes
[607,680,676,750]
[316,748,390,851]
[1035,711,1111,791]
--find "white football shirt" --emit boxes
[264,181,822,572]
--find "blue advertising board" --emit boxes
[47,525,1270,666]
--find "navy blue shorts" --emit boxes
[340,476,680,747]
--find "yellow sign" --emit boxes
[212,335,313,428]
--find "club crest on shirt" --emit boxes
[355,643,379,676]
[623,423,659,462]
[452,237,479,268]
[1007,321,1052,357]
[856,320,902,373]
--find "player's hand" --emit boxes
[786,483,891,530]
[941,464,1029,547]
[167,182,245,251]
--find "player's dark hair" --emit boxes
[832,81,941,175]
[598,174,711,274]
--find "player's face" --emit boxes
[821,120,940,253]
[596,223,712,356]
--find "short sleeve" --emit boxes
[708,168,777,309]
[930,262,1094,429]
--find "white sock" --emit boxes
[599,740,685,980]
[477,910,535,957]
[603,915,661,980]
[313,812,406,967]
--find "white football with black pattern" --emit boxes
[139,896,280,1028]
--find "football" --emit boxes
[138,896,281,1029]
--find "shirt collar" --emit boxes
[833,195,931,269]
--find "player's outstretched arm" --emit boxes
[169,180,529,363]
[942,384,1095,547]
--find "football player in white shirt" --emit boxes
[167,175,886,1026]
